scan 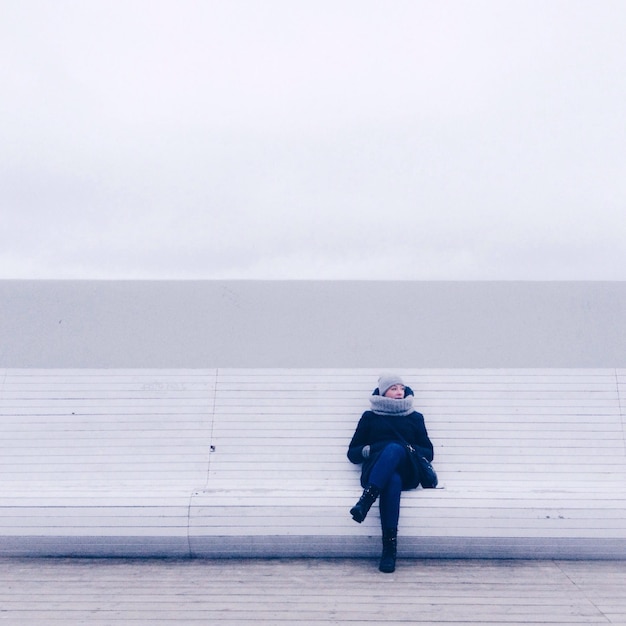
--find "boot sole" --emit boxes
[349,506,365,523]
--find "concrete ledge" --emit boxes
[0,536,191,558]
[189,536,626,560]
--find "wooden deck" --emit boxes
[0,557,625,625]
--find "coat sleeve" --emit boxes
[347,413,370,464]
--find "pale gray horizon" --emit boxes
[2,280,625,367]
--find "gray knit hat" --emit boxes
[377,373,405,396]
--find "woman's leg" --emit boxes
[368,442,406,490]
[370,446,404,573]
[378,472,402,573]
[378,471,402,530]
[350,443,406,524]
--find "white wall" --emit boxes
[1,281,625,367]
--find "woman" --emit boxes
[347,373,434,573]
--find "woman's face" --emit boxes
[383,384,405,399]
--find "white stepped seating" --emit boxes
[1,368,625,558]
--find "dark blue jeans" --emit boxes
[368,442,406,530]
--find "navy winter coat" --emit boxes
[347,406,434,490]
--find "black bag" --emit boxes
[406,444,438,489]
[382,416,438,489]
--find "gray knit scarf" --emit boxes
[369,394,414,416]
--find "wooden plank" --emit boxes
[0,369,216,550]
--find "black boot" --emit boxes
[378,528,397,573]
[350,485,380,523]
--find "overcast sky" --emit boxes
[2,1,625,280]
